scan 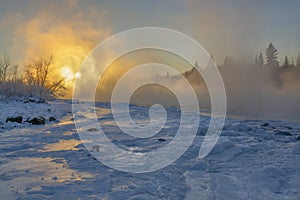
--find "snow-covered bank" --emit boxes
[0,100,299,199]
[0,99,71,130]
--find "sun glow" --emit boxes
[61,66,74,81]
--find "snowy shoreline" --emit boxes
[0,99,300,199]
[0,99,72,131]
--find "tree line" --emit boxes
[255,43,300,68]
[0,55,66,100]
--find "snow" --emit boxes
[0,99,71,130]
[0,100,300,199]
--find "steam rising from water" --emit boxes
[96,49,300,121]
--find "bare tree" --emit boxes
[0,55,11,83]
[24,55,66,99]
[10,64,18,82]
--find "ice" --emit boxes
[0,100,300,199]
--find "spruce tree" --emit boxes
[283,56,289,68]
[265,43,279,67]
[255,55,258,65]
[296,54,300,67]
[258,52,264,67]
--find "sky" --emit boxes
[0,0,299,66]
[0,0,299,119]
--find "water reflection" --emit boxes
[0,157,93,193]
[39,139,82,152]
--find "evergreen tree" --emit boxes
[290,57,295,67]
[255,55,258,65]
[223,56,233,66]
[283,56,289,68]
[194,61,199,69]
[265,43,279,67]
[296,54,300,67]
[258,52,264,67]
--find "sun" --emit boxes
[75,72,81,79]
[61,66,74,81]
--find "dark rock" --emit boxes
[49,117,56,122]
[158,138,166,142]
[87,128,98,132]
[24,97,46,104]
[6,116,23,123]
[261,122,270,127]
[274,129,292,136]
[26,117,45,125]
[296,135,300,140]
[47,109,51,112]
[90,145,100,152]
[28,97,35,102]
[284,126,293,130]
[35,98,45,104]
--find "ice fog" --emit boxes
[94,49,300,121]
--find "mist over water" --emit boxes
[95,49,300,121]
[220,61,300,121]
[0,0,298,121]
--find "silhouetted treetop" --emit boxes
[283,55,289,68]
[265,43,279,67]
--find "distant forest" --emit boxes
[184,42,300,87]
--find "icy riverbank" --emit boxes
[0,99,72,130]
[0,100,299,199]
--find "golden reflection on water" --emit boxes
[39,139,82,152]
[95,107,112,117]
[0,157,93,193]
